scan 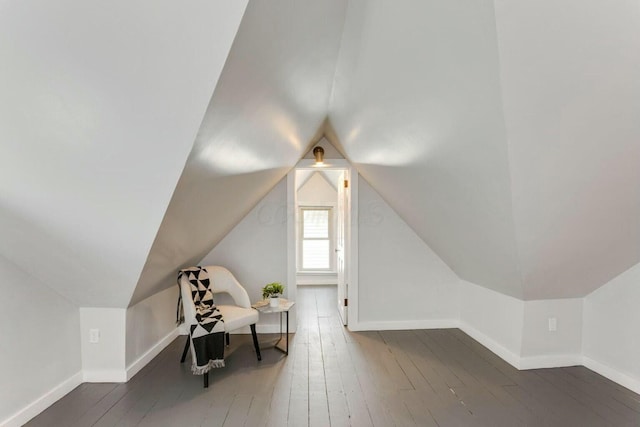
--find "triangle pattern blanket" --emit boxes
[178,266,225,374]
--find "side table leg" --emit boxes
[273,309,291,355]
[285,310,289,355]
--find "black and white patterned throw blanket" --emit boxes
[177,266,225,374]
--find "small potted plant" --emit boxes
[262,282,285,307]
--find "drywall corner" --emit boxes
[125,286,180,380]
[458,280,524,368]
[583,262,640,394]
[520,298,583,369]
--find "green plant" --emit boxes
[262,282,284,299]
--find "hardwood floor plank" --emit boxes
[565,366,640,413]
[199,394,236,427]
[536,368,639,426]
[220,394,252,427]
[400,390,439,427]
[27,383,116,427]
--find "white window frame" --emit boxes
[298,206,334,272]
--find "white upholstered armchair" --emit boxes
[178,266,261,387]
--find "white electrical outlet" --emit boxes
[89,328,100,343]
[548,317,557,332]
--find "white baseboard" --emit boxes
[458,322,521,369]
[296,273,337,286]
[83,369,127,383]
[519,354,582,370]
[459,324,581,371]
[0,371,83,427]
[355,319,459,331]
[126,327,180,381]
[84,328,181,383]
[583,356,640,395]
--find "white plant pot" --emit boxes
[269,297,280,308]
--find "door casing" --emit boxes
[286,158,359,331]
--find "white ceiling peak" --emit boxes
[303,136,345,161]
[131,0,348,305]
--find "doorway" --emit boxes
[286,157,358,330]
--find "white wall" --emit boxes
[459,280,524,368]
[520,298,583,368]
[459,280,584,370]
[357,177,460,329]
[0,256,81,427]
[200,179,288,332]
[298,172,338,205]
[79,308,127,382]
[80,286,179,383]
[583,262,640,394]
[126,286,179,378]
[2,278,180,425]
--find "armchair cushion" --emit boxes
[218,305,259,332]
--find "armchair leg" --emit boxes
[226,332,230,347]
[180,336,190,363]
[250,324,262,361]
[204,372,209,388]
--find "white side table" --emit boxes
[252,299,295,355]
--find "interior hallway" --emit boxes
[27,286,640,426]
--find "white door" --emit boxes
[336,170,348,325]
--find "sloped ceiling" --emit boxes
[131,0,347,305]
[0,0,248,307]
[330,0,523,297]
[330,0,640,300]
[4,0,638,307]
[494,0,640,299]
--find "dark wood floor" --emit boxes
[28,286,640,426]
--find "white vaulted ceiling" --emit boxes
[330,0,640,300]
[330,0,523,297]
[495,0,640,299]
[3,0,638,308]
[131,0,347,304]
[0,0,248,306]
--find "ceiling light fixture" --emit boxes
[313,146,325,166]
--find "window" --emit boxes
[300,207,333,271]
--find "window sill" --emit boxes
[297,271,336,276]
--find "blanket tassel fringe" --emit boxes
[192,359,225,375]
